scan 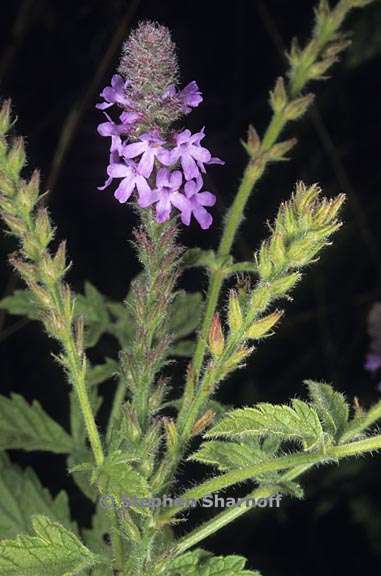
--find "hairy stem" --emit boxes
[177,0,362,449]
[173,465,310,555]
[158,434,381,523]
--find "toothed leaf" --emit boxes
[306,380,349,441]
[0,393,74,453]
[207,400,325,450]
[0,454,76,538]
[0,515,100,575]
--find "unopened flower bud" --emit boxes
[208,313,225,358]
[228,290,243,333]
[0,100,11,136]
[7,137,25,178]
[285,94,314,120]
[246,310,283,339]
[270,77,288,112]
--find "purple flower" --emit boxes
[152,168,188,223]
[178,81,203,113]
[122,131,166,178]
[365,353,381,373]
[160,128,212,180]
[179,176,216,229]
[107,160,154,206]
[96,74,131,110]
[163,81,203,114]
[98,136,123,191]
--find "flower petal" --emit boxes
[138,149,155,178]
[197,191,216,207]
[107,163,131,178]
[193,205,213,229]
[184,180,197,198]
[181,154,199,181]
[136,175,154,207]
[169,170,183,189]
[123,141,147,159]
[114,177,135,203]
[156,167,170,188]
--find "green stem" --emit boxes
[159,434,381,523]
[106,377,129,443]
[178,0,361,452]
[173,465,310,555]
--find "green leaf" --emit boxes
[166,549,261,576]
[0,515,100,575]
[0,454,76,538]
[87,358,118,386]
[79,451,151,514]
[182,248,217,269]
[106,301,134,348]
[189,439,272,472]
[169,339,195,357]
[169,291,203,340]
[75,282,111,348]
[207,399,325,450]
[0,393,74,453]
[306,380,349,441]
[0,289,40,320]
[82,503,112,560]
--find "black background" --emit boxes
[1,1,381,574]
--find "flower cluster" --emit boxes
[96,21,223,229]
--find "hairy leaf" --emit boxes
[0,289,40,319]
[0,454,75,538]
[0,393,74,453]
[189,439,272,471]
[87,359,119,387]
[0,515,100,575]
[207,400,325,450]
[166,549,261,576]
[82,503,112,560]
[306,380,349,441]
[168,291,203,340]
[75,282,111,348]
[76,451,151,514]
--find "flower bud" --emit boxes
[285,94,314,120]
[242,124,261,158]
[270,272,301,297]
[7,137,26,178]
[191,409,215,436]
[35,207,54,249]
[246,310,283,339]
[0,100,11,136]
[270,77,288,112]
[228,290,243,333]
[208,313,225,358]
[163,417,178,453]
[269,138,297,161]
[250,284,272,312]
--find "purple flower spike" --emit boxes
[123,131,166,178]
[179,81,203,113]
[107,161,153,206]
[153,168,187,223]
[180,176,216,229]
[96,21,224,228]
[162,128,212,180]
[96,74,131,110]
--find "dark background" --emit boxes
[1,0,381,574]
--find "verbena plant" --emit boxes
[0,1,379,574]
